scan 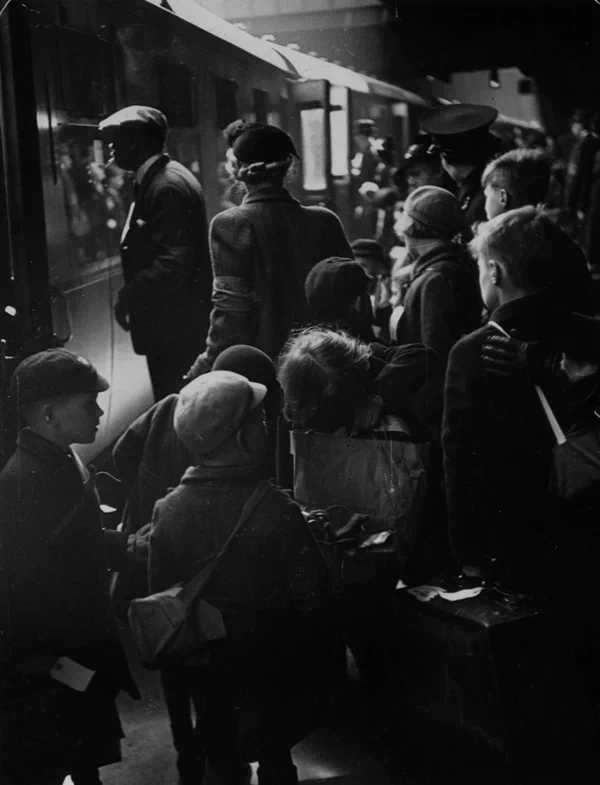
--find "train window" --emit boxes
[253,89,269,124]
[59,29,116,118]
[157,61,198,128]
[215,78,238,129]
[300,108,327,192]
[50,126,132,287]
[330,86,349,178]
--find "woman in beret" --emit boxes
[187,121,354,376]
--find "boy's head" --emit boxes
[481,149,551,220]
[469,206,565,310]
[305,257,373,333]
[9,349,108,447]
[174,371,267,465]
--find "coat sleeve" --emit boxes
[417,273,465,371]
[123,183,208,299]
[323,210,354,259]
[192,210,257,372]
[148,497,180,593]
[112,402,158,486]
[442,337,488,567]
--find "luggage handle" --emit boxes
[488,321,567,446]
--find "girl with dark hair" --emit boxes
[187,121,354,376]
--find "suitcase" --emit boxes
[387,589,598,784]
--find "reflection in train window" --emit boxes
[53,127,132,285]
[157,61,198,128]
[215,78,238,129]
[58,28,117,118]
[330,86,349,178]
[300,108,327,192]
[253,89,269,124]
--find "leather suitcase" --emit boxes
[387,589,598,784]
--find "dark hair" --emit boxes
[469,206,565,292]
[481,149,551,208]
[278,327,371,430]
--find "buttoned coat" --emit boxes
[149,468,335,759]
[0,429,138,778]
[442,293,574,593]
[198,185,353,367]
[120,154,212,356]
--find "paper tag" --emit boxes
[360,530,393,548]
[438,587,483,602]
[50,657,95,692]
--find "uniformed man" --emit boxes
[421,104,500,237]
[99,106,212,401]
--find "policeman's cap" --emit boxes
[421,104,498,163]
[99,105,168,144]
[9,349,109,408]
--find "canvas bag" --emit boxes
[291,416,429,545]
[128,480,270,670]
[489,321,600,501]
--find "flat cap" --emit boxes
[174,371,266,456]
[99,105,168,141]
[9,349,109,407]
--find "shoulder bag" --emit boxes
[128,480,270,670]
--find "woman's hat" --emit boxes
[232,123,298,164]
[403,185,465,237]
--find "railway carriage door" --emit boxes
[289,79,335,211]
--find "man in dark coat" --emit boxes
[149,371,334,785]
[0,350,138,785]
[395,186,482,431]
[187,123,353,377]
[421,103,500,238]
[443,206,578,595]
[99,106,212,401]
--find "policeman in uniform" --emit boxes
[421,104,500,235]
[99,106,212,401]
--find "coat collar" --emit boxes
[181,463,269,483]
[16,429,85,483]
[489,292,567,337]
[242,184,299,206]
[411,241,466,279]
[135,153,170,205]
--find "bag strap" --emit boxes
[488,321,567,446]
[178,479,271,610]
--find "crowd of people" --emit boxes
[2,101,600,785]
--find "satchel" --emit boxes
[128,480,270,670]
[489,321,600,501]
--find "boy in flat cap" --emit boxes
[0,350,138,785]
[149,371,333,785]
[421,103,501,235]
[99,105,212,401]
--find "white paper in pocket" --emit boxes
[50,657,96,692]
